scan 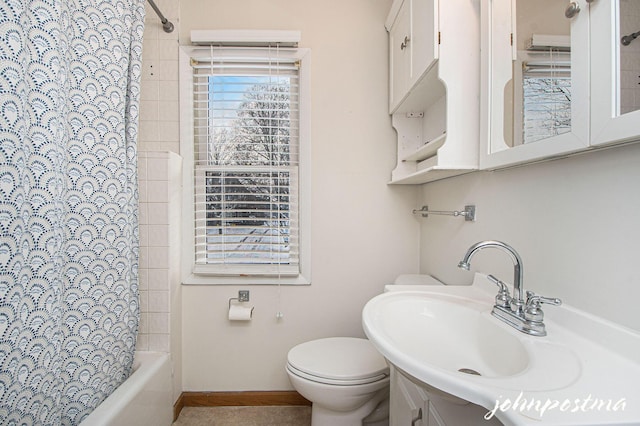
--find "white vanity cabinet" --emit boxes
[390,366,502,426]
[390,366,429,426]
[386,0,480,184]
[480,0,640,170]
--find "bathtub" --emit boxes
[80,351,173,426]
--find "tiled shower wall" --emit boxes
[140,0,181,153]
[137,0,182,404]
[137,152,181,352]
[620,0,640,114]
[137,151,182,402]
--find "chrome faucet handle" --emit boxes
[487,274,511,308]
[524,291,562,322]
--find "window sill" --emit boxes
[182,273,311,286]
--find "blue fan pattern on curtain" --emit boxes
[0,0,144,424]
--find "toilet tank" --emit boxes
[385,274,444,292]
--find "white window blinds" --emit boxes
[191,47,301,276]
[520,49,571,144]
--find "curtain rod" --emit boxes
[146,0,174,33]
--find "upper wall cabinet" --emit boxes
[387,0,480,184]
[591,0,640,146]
[481,0,640,170]
[388,0,438,112]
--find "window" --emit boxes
[181,42,310,284]
[515,49,571,145]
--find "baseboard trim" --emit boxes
[174,391,310,420]
[173,393,185,422]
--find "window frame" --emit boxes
[179,44,311,285]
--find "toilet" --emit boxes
[286,337,390,426]
[285,275,444,426]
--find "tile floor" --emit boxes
[173,406,312,426]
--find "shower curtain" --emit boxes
[0,0,144,424]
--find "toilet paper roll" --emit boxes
[228,303,254,321]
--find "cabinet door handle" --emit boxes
[401,36,410,50]
[411,407,423,426]
[564,2,580,18]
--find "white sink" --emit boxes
[363,289,580,393]
[370,292,529,378]
[362,273,640,425]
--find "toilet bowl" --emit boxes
[286,275,444,426]
[286,337,390,426]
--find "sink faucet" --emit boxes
[458,240,561,336]
[458,240,525,313]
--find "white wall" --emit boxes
[179,0,420,391]
[140,0,640,397]
[418,143,640,332]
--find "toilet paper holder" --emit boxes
[229,290,250,308]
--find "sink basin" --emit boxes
[363,276,640,425]
[363,285,582,398]
[367,292,528,378]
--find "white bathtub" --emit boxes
[80,351,173,426]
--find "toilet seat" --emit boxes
[286,363,388,386]
[287,337,388,386]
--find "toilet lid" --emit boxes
[287,337,388,384]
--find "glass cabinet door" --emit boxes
[480,0,591,169]
[590,0,640,146]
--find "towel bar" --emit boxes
[412,205,476,221]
